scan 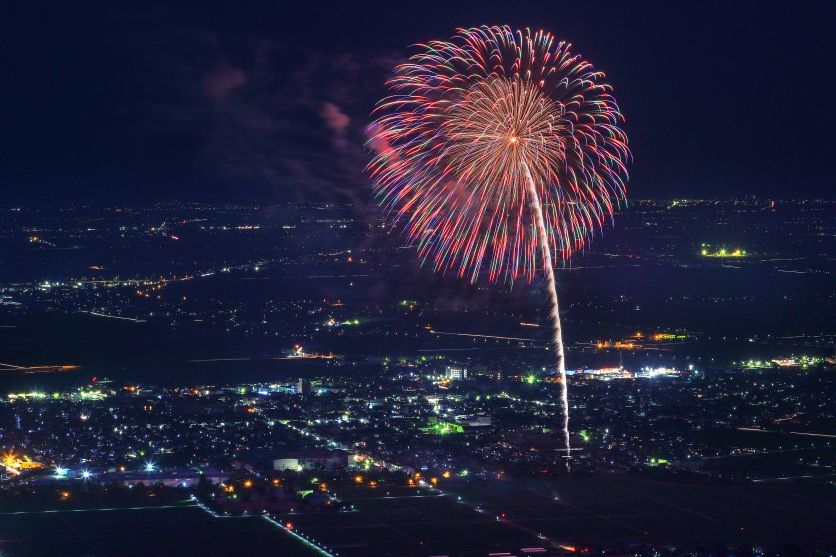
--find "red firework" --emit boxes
[367,25,630,283]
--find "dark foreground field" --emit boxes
[446,476,836,550]
[1,476,834,556]
[0,501,319,557]
[291,476,836,556]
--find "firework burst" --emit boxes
[367,25,630,459]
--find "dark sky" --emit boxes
[3,1,834,205]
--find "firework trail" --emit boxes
[522,161,569,456]
[367,26,629,461]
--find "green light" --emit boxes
[700,245,748,258]
[524,374,538,384]
[579,430,591,443]
[428,421,464,435]
[79,390,105,400]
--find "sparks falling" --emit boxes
[367,25,630,459]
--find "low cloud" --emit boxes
[203,64,247,100]
[321,102,351,149]
[321,102,350,130]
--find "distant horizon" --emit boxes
[2,196,834,210]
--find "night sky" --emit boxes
[4,1,834,205]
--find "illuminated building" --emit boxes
[273,451,349,471]
[635,366,680,378]
[650,332,687,341]
[445,366,468,380]
[2,452,44,474]
[771,355,825,369]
